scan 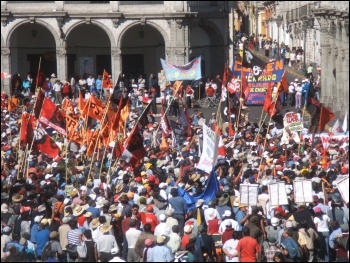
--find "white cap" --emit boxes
[45,174,53,180]
[80,185,87,191]
[159,182,167,189]
[159,214,167,221]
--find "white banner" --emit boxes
[269,182,289,206]
[293,179,313,203]
[196,124,219,173]
[283,112,303,132]
[240,184,258,206]
[336,175,349,204]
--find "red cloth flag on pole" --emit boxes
[121,125,146,166]
[33,89,45,119]
[39,98,67,136]
[263,83,277,117]
[33,124,60,159]
[318,105,335,132]
[241,72,250,102]
[20,112,34,144]
[102,70,113,89]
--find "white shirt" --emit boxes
[160,189,168,201]
[53,83,62,92]
[125,227,142,248]
[167,232,181,253]
[87,77,95,86]
[223,239,239,262]
[288,85,295,93]
[290,53,296,61]
[154,222,171,236]
[296,54,302,61]
[219,219,240,234]
[314,215,330,232]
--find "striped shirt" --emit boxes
[67,229,82,245]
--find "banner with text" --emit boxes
[196,124,219,173]
[160,56,202,81]
[232,59,285,105]
[284,112,303,132]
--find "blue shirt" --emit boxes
[281,237,300,259]
[86,206,100,218]
[5,242,24,253]
[150,245,174,262]
[329,228,342,248]
[95,79,102,90]
[35,228,50,256]
[169,196,187,215]
[235,210,246,231]
[30,223,39,243]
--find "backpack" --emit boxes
[41,241,54,261]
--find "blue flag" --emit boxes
[178,167,220,212]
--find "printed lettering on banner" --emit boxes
[196,124,219,173]
[283,112,303,132]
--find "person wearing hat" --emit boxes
[217,193,231,220]
[134,223,157,260]
[90,218,101,242]
[154,213,170,236]
[219,210,239,234]
[58,217,71,255]
[235,204,249,232]
[280,229,301,261]
[109,247,125,262]
[125,219,142,262]
[96,223,118,262]
[181,224,193,250]
[41,231,63,261]
[35,223,51,260]
[149,235,174,262]
[164,209,179,232]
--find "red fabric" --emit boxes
[62,83,71,94]
[241,72,250,102]
[236,236,262,262]
[206,86,215,97]
[319,105,335,132]
[102,70,112,88]
[77,215,86,227]
[222,227,234,244]
[122,217,132,235]
[263,83,276,117]
[208,218,220,235]
[181,233,191,250]
[143,213,159,232]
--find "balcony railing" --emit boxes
[9,1,54,3]
[188,1,218,6]
[119,1,163,4]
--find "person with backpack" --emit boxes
[34,223,51,260]
[41,231,63,262]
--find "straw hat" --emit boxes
[99,223,112,233]
[233,197,240,207]
[91,218,100,229]
[191,173,201,182]
[115,184,124,194]
[73,205,85,217]
[70,189,78,197]
[12,193,24,202]
[109,204,118,212]
[218,193,230,206]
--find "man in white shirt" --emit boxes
[53,80,62,104]
[223,232,240,262]
[258,186,270,216]
[167,225,181,253]
[125,219,142,262]
[154,214,171,236]
[288,82,295,106]
[219,211,239,234]
[86,74,95,93]
[159,183,168,201]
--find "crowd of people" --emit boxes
[1,66,349,263]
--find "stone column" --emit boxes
[340,20,349,115]
[56,47,67,82]
[1,47,11,94]
[111,47,121,83]
[168,19,187,65]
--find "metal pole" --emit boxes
[277,24,280,58]
[303,29,306,74]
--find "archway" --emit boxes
[120,23,165,81]
[9,22,56,87]
[190,20,225,78]
[66,24,111,79]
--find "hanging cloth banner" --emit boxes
[160,56,202,81]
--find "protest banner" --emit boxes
[239,184,258,206]
[196,124,219,173]
[336,175,349,204]
[293,179,313,203]
[268,182,289,206]
[232,59,285,105]
[160,56,202,81]
[283,112,303,132]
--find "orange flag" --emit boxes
[100,124,116,147]
[62,98,74,113]
[173,80,183,96]
[318,105,335,132]
[78,91,87,115]
[263,83,277,117]
[83,95,106,121]
[8,96,20,112]
[65,114,84,145]
[102,70,113,89]
[160,136,169,151]
[87,130,99,157]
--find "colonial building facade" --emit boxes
[252,1,349,117]
[1,1,236,94]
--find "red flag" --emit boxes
[33,89,45,119]
[121,125,146,166]
[160,136,169,151]
[34,124,60,159]
[78,90,87,115]
[8,96,20,112]
[20,112,34,144]
[263,83,277,117]
[113,141,124,158]
[321,149,328,169]
[277,71,288,92]
[318,105,335,132]
[39,98,67,136]
[160,105,171,137]
[102,70,113,89]
[112,97,129,131]
[184,106,192,136]
[241,72,250,102]
[228,123,235,137]
[36,71,46,88]
[218,136,226,157]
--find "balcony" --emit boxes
[65,1,110,3]
[188,1,218,7]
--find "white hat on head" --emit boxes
[159,214,167,221]
[222,210,232,217]
[51,73,56,78]
[45,174,53,180]
[294,78,299,82]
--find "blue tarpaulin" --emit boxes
[178,167,220,212]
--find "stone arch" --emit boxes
[5,18,61,48]
[64,19,116,48]
[1,34,5,47]
[117,20,170,49]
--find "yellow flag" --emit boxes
[197,208,202,226]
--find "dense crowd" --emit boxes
[1,69,349,263]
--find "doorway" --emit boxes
[122,54,144,79]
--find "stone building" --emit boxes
[252,1,349,117]
[1,1,236,94]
